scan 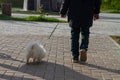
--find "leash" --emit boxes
[48,23,59,39]
[43,23,59,46]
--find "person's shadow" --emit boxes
[0,60,97,80]
[0,53,119,80]
[79,62,120,74]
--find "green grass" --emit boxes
[24,16,65,22]
[101,9,120,13]
[0,14,12,20]
[11,8,59,15]
[0,14,66,22]
[111,36,120,45]
[13,10,59,15]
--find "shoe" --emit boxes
[72,58,79,63]
[80,49,87,62]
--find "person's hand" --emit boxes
[61,14,66,18]
[93,14,99,21]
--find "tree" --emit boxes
[1,0,12,16]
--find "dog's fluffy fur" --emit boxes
[26,41,46,64]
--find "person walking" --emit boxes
[60,0,102,63]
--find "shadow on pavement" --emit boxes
[0,53,25,63]
[79,62,120,74]
[0,73,33,80]
[0,61,97,80]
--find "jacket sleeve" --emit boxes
[94,0,102,14]
[60,0,69,15]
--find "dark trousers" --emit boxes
[71,27,90,59]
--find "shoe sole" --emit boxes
[72,60,79,63]
[80,50,87,62]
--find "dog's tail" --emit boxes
[26,41,37,54]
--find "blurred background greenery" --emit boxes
[0,0,23,8]
[0,0,120,13]
[101,0,120,13]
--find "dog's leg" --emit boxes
[35,58,41,64]
[33,58,36,63]
[38,58,42,63]
[26,58,30,64]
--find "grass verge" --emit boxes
[101,9,120,13]
[111,36,120,45]
[11,8,59,15]
[0,14,66,23]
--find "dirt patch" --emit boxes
[111,36,120,45]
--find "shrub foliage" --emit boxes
[0,0,120,12]
[101,0,120,10]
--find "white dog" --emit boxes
[26,41,46,64]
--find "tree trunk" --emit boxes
[1,3,12,16]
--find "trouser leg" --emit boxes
[80,27,90,51]
[71,27,80,59]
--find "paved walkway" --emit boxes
[0,13,120,80]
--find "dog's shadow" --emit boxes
[18,61,99,80]
[0,60,97,80]
[0,53,11,59]
[0,53,120,80]
[0,59,120,80]
[0,53,25,63]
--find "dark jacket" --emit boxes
[60,0,102,27]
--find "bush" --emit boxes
[101,0,120,10]
[0,14,12,20]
